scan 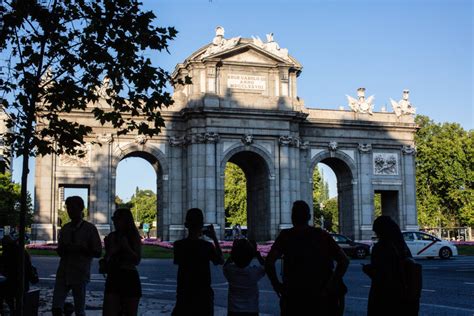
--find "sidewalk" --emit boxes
[38,288,269,316]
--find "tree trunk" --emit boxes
[17,126,32,316]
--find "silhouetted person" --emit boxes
[52,196,102,316]
[223,239,265,316]
[266,200,349,316]
[362,216,419,316]
[172,208,224,316]
[232,224,242,240]
[0,236,36,315]
[103,208,142,316]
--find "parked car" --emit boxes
[402,231,458,259]
[330,233,370,259]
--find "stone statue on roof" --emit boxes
[202,26,241,58]
[252,32,290,61]
[390,90,416,117]
[346,88,375,115]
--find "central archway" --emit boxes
[221,149,272,241]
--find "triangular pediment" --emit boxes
[190,41,301,69]
[215,45,287,64]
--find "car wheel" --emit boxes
[439,247,452,259]
[355,247,367,259]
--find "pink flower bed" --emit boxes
[141,238,275,256]
[452,241,474,246]
[27,243,58,250]
[26,238,277,257]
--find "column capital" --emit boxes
[358,143,372,153]
[402,145,416,155]
[205,132,220,143]
[168,135,189,147]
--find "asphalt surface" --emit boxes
[32,255,474,315]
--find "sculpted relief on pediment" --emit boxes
[220,49,283,65]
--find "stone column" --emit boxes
[278,136,292,229]
[188,133,207,211]
[204,133,219,226]
[32,154,55,241]
[289,144,300,205]
[168,136,187,240]
[93,134,114,236]
[358,144,373,237]
[401,145,418,230]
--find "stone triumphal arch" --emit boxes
[32,27,418,242]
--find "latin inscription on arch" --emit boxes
[227,74,266,91]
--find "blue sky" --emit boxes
[11,0,473,202]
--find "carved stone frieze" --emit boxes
[191,132,220,144]
[373,153,398,175]
[59,145,90,167]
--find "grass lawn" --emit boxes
[457,245,474,256]
[27,245,174,259]
[28,249,58,256]
[141,245,173,259]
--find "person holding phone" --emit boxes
[172,208,224,316]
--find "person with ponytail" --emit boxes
[363,215,418,316]
[103,208,142,316]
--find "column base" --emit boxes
[95,224,112,239]
[31,223,55,243]
[404,225,419,231]
[168,224,186,241]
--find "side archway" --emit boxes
[309,150,357,239]
[112,143,169,239]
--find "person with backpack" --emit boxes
[266,200,349,316]
[223,239,265,316]
[362,216,421,316]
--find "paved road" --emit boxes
[32,256,474,315]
